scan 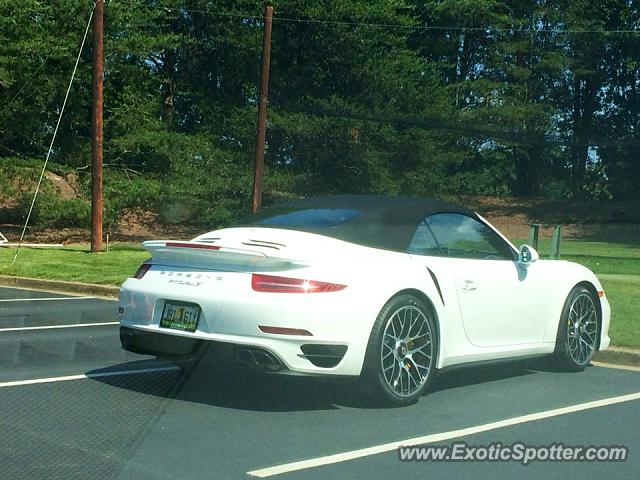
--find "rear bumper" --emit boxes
[120,325,202,359]
[120,325,349,374]
[118,273,374,376]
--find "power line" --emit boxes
[13,7,95,263]
[115,1,640,35]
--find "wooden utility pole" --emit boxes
[251,4,273,213]
[91,0,104,252]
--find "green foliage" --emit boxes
[0,157,89,228]
[10,192,90,228]
[1,0,640,231]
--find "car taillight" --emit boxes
[133,263,152,279]
[251,274,346,293]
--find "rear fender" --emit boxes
[349,260,450,369]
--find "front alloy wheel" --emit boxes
[554,286,599,371]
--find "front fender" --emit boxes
[538,260,610,348]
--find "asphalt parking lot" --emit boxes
[1,286,639,479]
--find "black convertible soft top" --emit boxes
[239,195,477,252]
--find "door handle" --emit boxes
[461,279,478,292]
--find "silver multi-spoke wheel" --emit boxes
[566,292,598,365]
[362,294,437,406]
[554,286,600,371]
[380,305,433,398]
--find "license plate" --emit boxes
[160,301,201,332]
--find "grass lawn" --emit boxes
[553,241,640,276]
[512,239,640,275]
[0,244,149,285]
[600,276,640,349]
[1,239,638,348]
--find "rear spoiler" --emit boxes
[142,240,306,272]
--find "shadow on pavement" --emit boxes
[89,344,545,412]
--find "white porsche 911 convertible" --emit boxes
[119,195,610,406]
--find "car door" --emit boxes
[408,213,550,347]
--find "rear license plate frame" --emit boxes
[159,301,201,333]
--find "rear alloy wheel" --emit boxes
[553,286,599,371]
[361,294,437,406]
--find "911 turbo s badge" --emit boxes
[168,279,202,287]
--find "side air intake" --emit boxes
[299,344,348,368]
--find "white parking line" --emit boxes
[0,321,119,332]
[247,391,640,478]
[0,296,96,302]
[0,365,181,388]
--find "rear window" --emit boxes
[250,208,363,228]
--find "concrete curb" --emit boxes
[1,275,639,366]
[594,347,640,367]
[0,275,119,299]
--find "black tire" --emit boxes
[360,294,438,407]
[553,286,600,372]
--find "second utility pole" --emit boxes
[91,0,104,252]
[251,4,273,213]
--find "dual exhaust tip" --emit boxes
[235,347,283,371]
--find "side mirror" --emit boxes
[518,244,539,265]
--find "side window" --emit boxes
[407,220,445,256]
[409,213,515,260]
